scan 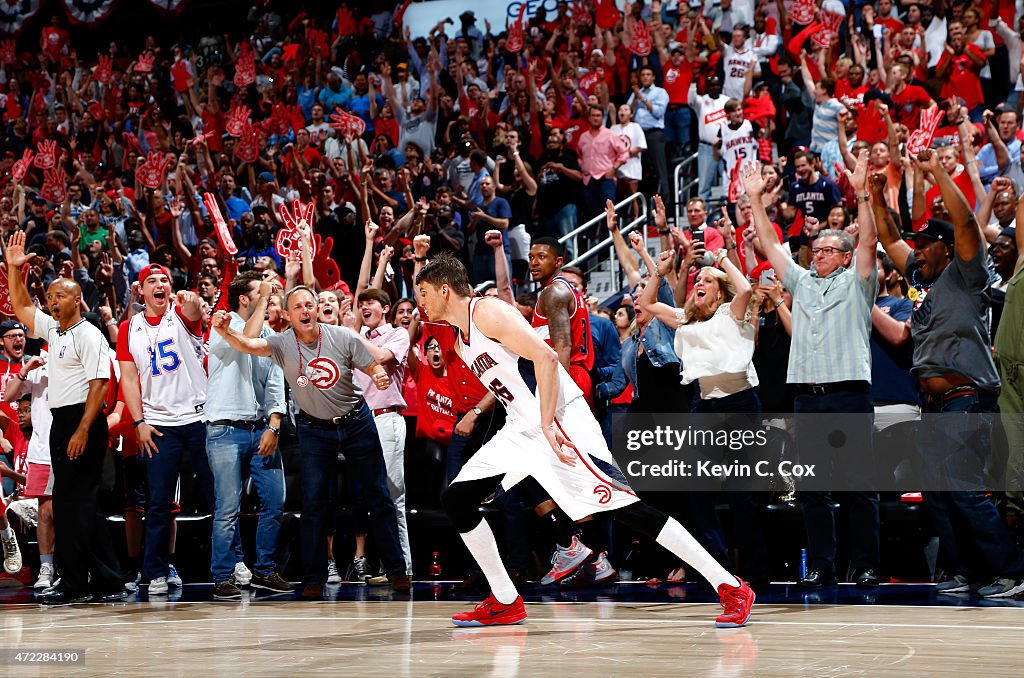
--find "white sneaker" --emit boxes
[148,577,168,595]
[327,560,342,585]
[2,532,22,574]
[124,572,141,592]
[233,562,252,586]
[167,565,183,588]
[33,562,55,590]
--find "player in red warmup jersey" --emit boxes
[529,237,595,409]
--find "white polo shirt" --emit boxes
[33,309,109,408]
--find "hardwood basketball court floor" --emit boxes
[1,582,1023,676]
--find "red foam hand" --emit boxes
[235,123,260,163]
[40,167,66,204]
[727,164,744,203]
[33,140,57,170]
[171,61,192,92]
[329,107,366,138]
[234,45,256,88]
[135,52,156,73]
[791,0,816,25]
[569,1,593,27]
[0,265,30,317]
[906,107,945,156]
[309,28,330,58]
[596,0,620,30]
[87,101,106,122]
[95,55,112,84]
[203,193,239,255]
[312,234,341,289]
[336,7,357,38]
[11,149,33,184]
[0,40,15,66]
[122,131,142,155]
[225,103,251,137]
[278,198,315,234]
[811,10,845,49]
[506,4,528,53]
[287,105,305,132]
[275,199,317,259]
[631,20,652,57]
[282,43,300,63]
[138,151,170,189]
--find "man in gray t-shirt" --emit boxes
[211,286,410,597]
[264,323,375,420]
[874,152,1024,597]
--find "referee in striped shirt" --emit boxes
[4,232,126,604]
[743,151,882,589]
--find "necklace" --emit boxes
[140,304,171,375]
[293,326,322,387]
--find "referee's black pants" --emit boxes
[50,404,123,596]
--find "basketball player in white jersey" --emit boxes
[415,255,755,628]
[718,99,760,203]
[117,263,216,595]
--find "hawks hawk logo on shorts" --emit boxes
[593,485,612,504]
[307,357,341,389]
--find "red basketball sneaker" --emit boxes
[715,579,755,628]
[451,593,528,627]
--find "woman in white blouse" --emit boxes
[638,247,760,413]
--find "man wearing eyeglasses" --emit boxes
[742,150,882,590]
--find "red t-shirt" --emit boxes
[0,358,25,454]
[890,85,934,132]
[414,361,456,445]
[663,60,696,105]
[579,67,613,97]
[938,45,986,110]
[429,322,488,414]
[110,378,139,458]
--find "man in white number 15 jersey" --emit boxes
[116,264,215,595]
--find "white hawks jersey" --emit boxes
[720,120,758,200]
[120,307,207,426]
[722,46,757,101]
[457,298,583,431]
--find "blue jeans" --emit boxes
[697,142,723,202]
[921,390,1024,579]
[539,203,578,241]
[143,421,215,581]
[206,423,286,583]
[583,177,617,227]
[794,388,879,575]
[297,403,405,585]
[665,106,693,152]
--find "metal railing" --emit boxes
[673,152,700,225]
[560,191,649,300]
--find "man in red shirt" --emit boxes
[889,62,936,131]
[661,45,697,157]
[0,321,27,481]
[937,37,987,120]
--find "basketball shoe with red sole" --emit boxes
[715,579,755,628]
[451,593,528,627]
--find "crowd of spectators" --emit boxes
[1,0,1024,597]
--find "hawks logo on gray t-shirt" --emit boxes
[265,324,375,420]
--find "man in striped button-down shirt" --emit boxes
[743,151,881,589]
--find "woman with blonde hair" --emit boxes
[638,248,759,413]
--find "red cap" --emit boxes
[137,263,171,283]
